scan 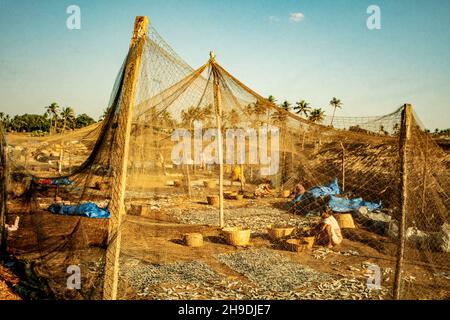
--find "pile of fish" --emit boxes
[170,207,319,233]
[216,249,333,292]
[121,249,389,300]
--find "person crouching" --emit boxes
[314,208,343,248]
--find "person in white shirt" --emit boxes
[315,208,343,248]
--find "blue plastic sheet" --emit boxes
[51,178,72,185]
[48,202,110,219]
[292,177,340,203]
[291,177,382,212]
[328,195,382,212]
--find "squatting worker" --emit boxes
[292,183,306,198]
[315,208,343,248]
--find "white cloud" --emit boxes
[268,16,280,22]
[289,12,305,23]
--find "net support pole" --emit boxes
[211,52,225,228]
[0,124,7,252]
[420,137,428,215]
[340,142,346,193]
[393,103,412,300]
[103,16,148,300]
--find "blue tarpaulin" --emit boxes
[292,178,340,203]
[291,178,382,212]
[48,202,110,219]
[328,195,382,212]
[51,178,72,185]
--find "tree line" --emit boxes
[0,103,97,136]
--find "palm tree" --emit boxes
[293,100,311,118]
[271,100,291,125]
[45,102,60,134]
[267,95,277,104]
[329,97,342,126]
[60,107,75,133]
[308,108,325,123]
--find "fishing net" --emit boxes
[0,19,448,300]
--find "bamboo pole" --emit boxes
[393,103,412,300]
[340,142,346,192]
[420,137,429,216]
[184,163,192,198]
[103,16,148,300]
[0,123,7,252]
[211,51,225,228]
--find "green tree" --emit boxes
[75,113,96,128]
[271,100,291,125]
[60,107,75,132]
[308,108,325,123]
[293,100,311,118]
[329,97,343,126]
[45,102,60,133]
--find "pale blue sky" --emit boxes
[0,0,449,129]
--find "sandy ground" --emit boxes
[2,191,449,300]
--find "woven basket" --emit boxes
[173,180,182,187]
[233,194,244,201]
[336,213,355,229]
[281,190,291,198]
[203,180,216,188]
[207,195,219,206]
[268,226,295,240]
[222,227,251,246]
[183,233,203,247]
[286,239,308,253]
[300,236,315,249]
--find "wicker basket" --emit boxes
[222,227,251,246]
[173,180,182,187]
[183,233,203,247]
[224,191,237,199]
[203,180,216,189]
[281,190,291,198]
[233,194,244,201]
[336,213,355,229]
[286,239,308,253]
[301,236,315,249]
[207,195,219,206]
[268,226,295,240]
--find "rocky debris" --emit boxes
[406,227,431,248]
[216,249,332,292]
[354,207,396,236]
[434,271,450,280]
[432,223,450,253]
[389,223,450,253]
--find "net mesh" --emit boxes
[0,21,448,300]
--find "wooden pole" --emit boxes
[211,51,225,228]
[103,16,148,300]
[420,137,429,216]
[0,123,7,252]
[184,163,192,198]
[340,142,346,193]
[393,103,412,300]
